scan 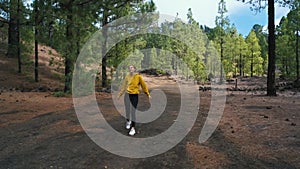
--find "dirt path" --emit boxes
[1,76,300,168]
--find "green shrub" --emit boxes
[53,91,65,97]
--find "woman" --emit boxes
[118,65,151,136]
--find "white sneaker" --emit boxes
[126,121,131,130]
[129,127,136,136]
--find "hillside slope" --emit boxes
[0,44,64,92]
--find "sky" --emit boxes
[152,0,291,36]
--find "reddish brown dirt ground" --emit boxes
[0,46,299,169]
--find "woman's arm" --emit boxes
[139,75,150,97]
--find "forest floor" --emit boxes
[0,45,300,169]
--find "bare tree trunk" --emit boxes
[7,0,18,58]
[267,0,277,96]
[17,0,21,73]
[64,11,74,93]
[101,9,108,88]
[296,31,299,80]
[220,38,224,83]
[239,53,242,76]
[239,38,243,76]
[34,36,38,82]
[251,49,254,77]
[34,1,39,82]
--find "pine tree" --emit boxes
[245,29,262,77]
[215,0,230,83]
[287,6,300,80]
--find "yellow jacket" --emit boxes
[118,73,150,97]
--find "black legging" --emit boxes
[124,93,138,128]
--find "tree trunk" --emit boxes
[7,0,20,60]
[220,38,224,83]
[101,9,108,88]
[34,1,39,82]
[239,53,242,76]
[142,50,150,69]
[16,0,21,73]
[251,49,254,77]
[296,31,299,80]
[64,12,74,93]
[267,0,277,96]
[34,37,38,82]
[239,39,243,76]
[285,59,289,76]
[172,56,177,75]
